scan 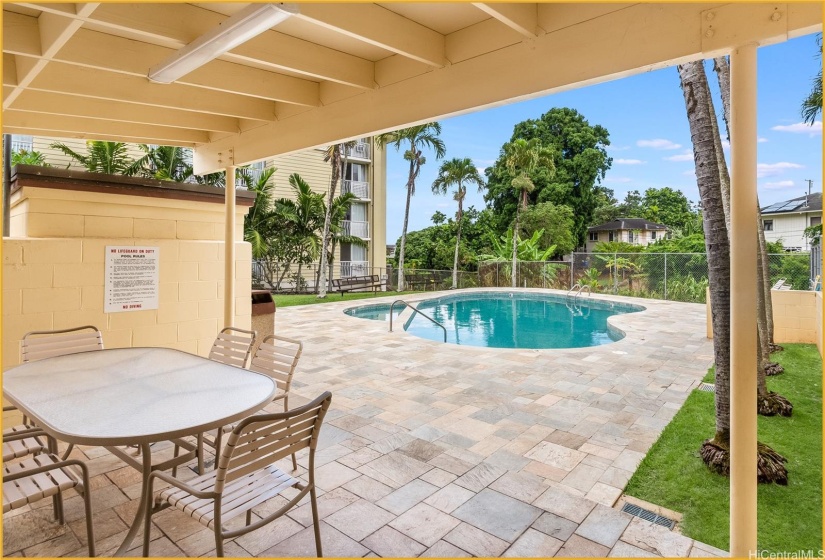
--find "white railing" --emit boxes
[342,220,369,238]
[342,179,370,199]
[10,139,32,153]
[340,261,371,277]
[345,141,370,159]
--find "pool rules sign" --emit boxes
[104,246,160,313]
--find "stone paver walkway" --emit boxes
[4,289,727,557]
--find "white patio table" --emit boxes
[3,347,277,556]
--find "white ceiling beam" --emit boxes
[16,2,376,89]
[3,24,320,106]
[472,3,540,38]
[194,2,821,172]
[3,110,210,144]
[295,4,446,67]
[2,126,196,148]
[3,3,98,109]
[23,61,278,121]
[11,90,241,133]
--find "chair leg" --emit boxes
[142,477,156,557]
[52,491,64,524]
[77,463,96,557]
[60,443,75,461]
[196,433,205,475]
[284,398,298,471]
[171,444,180,477]
[214,429,224,469]
[214,521,224,557]
[245,509,252,526]
[310,484,323,557]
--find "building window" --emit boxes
[588,232,598,241]
[811,217,821,227]
[10,135,32,153]
[651,231,657,240]
[608,231,615,242]
[627,231,635,243]
[763,219,774,231]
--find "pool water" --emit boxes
[346,292,644,349]
[344,302,404,321]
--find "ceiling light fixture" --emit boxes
[148,3,298,84]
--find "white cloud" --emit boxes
[605,176,632,184]
[637,138,682,150]
[609,145,632,151]
[721,139,730,150]
[756,162,804,178]
[663,151,693,162]
[614,158,646,165]
[476,167,487,175]
[771,121,822,135]
[763,180,795,189]
[758,137,768,143]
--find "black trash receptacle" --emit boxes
[251,290,275,355]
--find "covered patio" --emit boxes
[2,2,822,557]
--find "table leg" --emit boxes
[113,443,152,556]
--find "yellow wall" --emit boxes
[706,289,821,350]
[3,183,252,369]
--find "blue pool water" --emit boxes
[345,292,644,349]
[344,302,403,321]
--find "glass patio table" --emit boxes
[2,347,277,556]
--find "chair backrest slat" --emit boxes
[21,326,103,363]
[250,335,302,393]
[209,327,256,369]
[215,392,331,492]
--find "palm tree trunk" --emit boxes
[756,243,792,416]
[453,197,463,289]
[318,145,341,298]
[679,60,732,466]
[511,203,520,289]
[398,159,416,292]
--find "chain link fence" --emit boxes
[253,252,812,301]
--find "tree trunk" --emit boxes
[398,154,416,292]
[757,245,792,416]
[511,198,521,289]
[317,145,341,298]
[453,196,463,290]
[682,60,788,483]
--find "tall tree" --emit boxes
[376,123,446,291]
[276,174,326,290]
[318,141,357,298]
[484,108,612,247]
[137,145,193,182]
[502,138,555,287]
[432,158,485,289]
[800,34,822,125]
[518,202,575,257]
[679,60,787,483]
[641,187,697,231]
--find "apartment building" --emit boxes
[10,135,387,281]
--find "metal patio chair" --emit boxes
[144,391,332,558]
[3,432,95,556]
[205,335,304,471]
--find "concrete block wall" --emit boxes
[2,167,254,369]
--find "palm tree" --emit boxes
[502,138,555,288]
[801,34,822,125]
[318,140,357,298]
[326,192,367,291]
[51,140,143,175]
[678,60,787,483]
[376,123,446,291]
[276,173,325,291]
[432,158,485,289]
[137,145,193,182]
[241,167,279,286]
[11,149,49,167]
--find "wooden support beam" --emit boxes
[472,3,540,38]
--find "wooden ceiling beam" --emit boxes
[472,3,540,38]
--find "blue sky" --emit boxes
[384,34,823,243]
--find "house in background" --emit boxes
[9,134,387,280]
[585,218,668,252]
[761,192,822,252]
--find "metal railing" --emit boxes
[340,261,370,277]
[342,179,370,199]
[341,220,370,238]
[388,300,447,343]
[345,141,371,159]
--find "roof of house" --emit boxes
[761,192,822,215]
[587,218,669,232]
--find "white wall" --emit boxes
[763,211,822,251]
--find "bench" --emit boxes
[331,275,383,295]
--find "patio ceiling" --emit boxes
[1,2,820,173]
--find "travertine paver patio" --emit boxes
[3,288,728,557]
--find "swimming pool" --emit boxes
[345,292,644,349]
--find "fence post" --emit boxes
[570,255,574,289]
[614,252,618,294]
[664,253,668,300]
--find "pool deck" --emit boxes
[4,288,723,557]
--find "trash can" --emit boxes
[251,290,275,356]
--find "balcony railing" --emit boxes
[10,140,33,153]
[342,180,370,199]
[341,220,369,238]
[340,261,370,277]
[345,141,370,159]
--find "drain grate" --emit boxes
[621,502,676,530]
[697,382,716,393]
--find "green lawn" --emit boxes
[272,291,422,308]
[625,343,822,553]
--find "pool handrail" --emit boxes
[576,285,592,298]
[388,300,447,343]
